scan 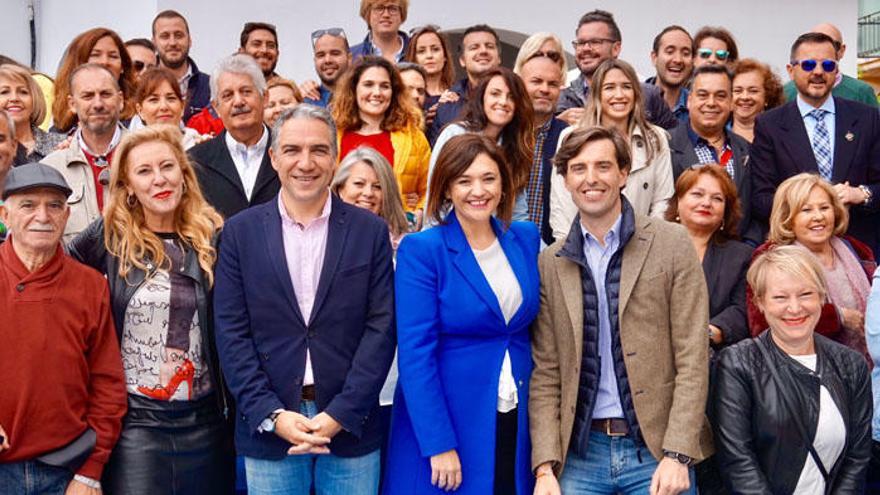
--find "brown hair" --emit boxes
[426,134,515,225]
[0,64,48,125]
[331,56,421,133]
[104,125,223,285]
[52,27,138,132]
[554,125,631,176]
[459,67,535,191]
[134,67,182,104]
[404,25,455,92]
[732,58,785,111]
[665,164,742,242]
[768,173,848,245]
[694,26,739,62]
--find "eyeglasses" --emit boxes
[311,28,347,46]
[372,4,401,15]
[697,48,730,60]
[529,50,562,63]
[133,61,146,72]
[571,38,615,50]
[791,58,837,73]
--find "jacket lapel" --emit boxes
[778,103,820,173]
[494,222,531,327]
[206,131,247,196]
[618,217,654,317]
[670,125,700,172]
[444,212,506,325]
[832,99,858,182]
[555,217,587,362]
[262,199,305,326]
[311,195,349,320]
[729,134,749,191]
[251,129,277,202]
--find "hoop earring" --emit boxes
[126,194,137,207]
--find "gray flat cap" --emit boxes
[3,162,73,200]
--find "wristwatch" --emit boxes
[259,411,282,433]
[858,184,872,205]
[663,450,694,466]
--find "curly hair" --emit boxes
[103,125,223,286]
[732,58,785,111]
[459,66,535,191]
[404,25,455,92]
[331,56,421,133]
[52,27,138,132]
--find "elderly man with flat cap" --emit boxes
[0,163,127,495]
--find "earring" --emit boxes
[126,194,137,207]
[675,215,680,222]
[720,221,725,231]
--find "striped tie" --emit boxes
[809,109,833,181]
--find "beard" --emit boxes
[160,51,188,70]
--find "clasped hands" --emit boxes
[274,410,342,455]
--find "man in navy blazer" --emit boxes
[751,32,880,254]
[214,105,396,495]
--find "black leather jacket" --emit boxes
[67,218,230,419]
[711,331,872,494]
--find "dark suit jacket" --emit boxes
[426,78,469,146]
[189,130,280,219]
[213,194,396,459]
[750,97,880,253]
[703,239,752,348]
[669,124,761,245]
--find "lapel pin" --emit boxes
[845,131,854,142]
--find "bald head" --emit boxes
[811,22,845,59]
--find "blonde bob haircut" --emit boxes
[747,244,828,304]
[768,173,848,245]
[360,0,409,25]
[104,125,224,286]
[0,64,48,125]
[513,32,568,85]
[331,146,409,237]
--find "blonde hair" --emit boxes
[359,0,409,24]
[768,173,848,245]
[266,77,304,103]
[0,64,47,125]
[331,146,409,237]
[513,32,568,84]
[103,125,224,285]
[747,244,827,303]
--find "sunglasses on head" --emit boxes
[133,61,145,72]
[697,48,729,60]
[529,50,562,63]
[311,27,347,46]
[791,58,837,73]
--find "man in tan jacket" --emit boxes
[530,126,713,495]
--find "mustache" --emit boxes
[231,106,253,116]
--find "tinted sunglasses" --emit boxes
[529,50,562,63]
[791,58,837,72]
[311,27,347,46]
[697,48,729,60]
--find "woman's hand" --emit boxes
[430,449,462,491]
[0,423,9,452]
[438,90,460,104]
[533,463,560,495]
[709,324,724,345]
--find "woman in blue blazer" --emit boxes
[385,134,540,495]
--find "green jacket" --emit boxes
[784,73,878,107]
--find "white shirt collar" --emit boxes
[797,93,836,118]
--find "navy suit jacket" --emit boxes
[214,193,396,459]
[750,97,880,252]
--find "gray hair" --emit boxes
[0,109,16,141]
[210,53,267,102]
[513,32,568,84]
[270,104,338,161]
[332,146,409,236]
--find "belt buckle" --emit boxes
[605,419,625,437]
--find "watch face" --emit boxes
[260,418,275,432]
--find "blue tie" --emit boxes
[809,109,833,181]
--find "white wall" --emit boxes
[1,0,859,84]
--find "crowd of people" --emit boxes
[3,2,880,494]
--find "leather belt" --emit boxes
[302,385,316,401]
[591,418,628,437]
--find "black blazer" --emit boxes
[189,130,280,219]
[703,239,752,348]
[213,194,396,459]
[750,97,880,253]
[669,124,761,245]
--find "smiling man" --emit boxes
[301,28,352,109]
[751,32,880,255]
[647,25,694,123]
[152,10,211,121]
[214,104,395,495]
[188,54,279,219]
[530,125,711,495]
[239,22,280,79]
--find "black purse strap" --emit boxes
[756,337,831,482]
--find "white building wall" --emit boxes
[0,0,860,85]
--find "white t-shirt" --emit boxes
[790,353,847,495]
[472,239,523,413]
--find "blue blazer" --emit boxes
[750,97,880,253]
[385,212,540,495]
[214,194,396,459]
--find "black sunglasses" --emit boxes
[311,27,347,46]
[791,58,837,73]
[529,50,562,63]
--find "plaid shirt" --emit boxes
[688,125,735,180]
[527,119,553,226]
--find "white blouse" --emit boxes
[472,239,523,413]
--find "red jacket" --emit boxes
[0,240,126,478]
[747,236,876,338]
[186,106,225,137]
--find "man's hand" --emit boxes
[650,457,690,495]
[274,410,331,455]
[299,80,321,101]
[833,181,866,205]
[0,423,9,452]
[430,449,462,491]
[533,463,561,495]
[65,479,101,495]
[556,107,585,126]
[310,412,343,440]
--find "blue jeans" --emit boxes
[244,400,380,495]
[560,431,696,495]
[0,461,73,495]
